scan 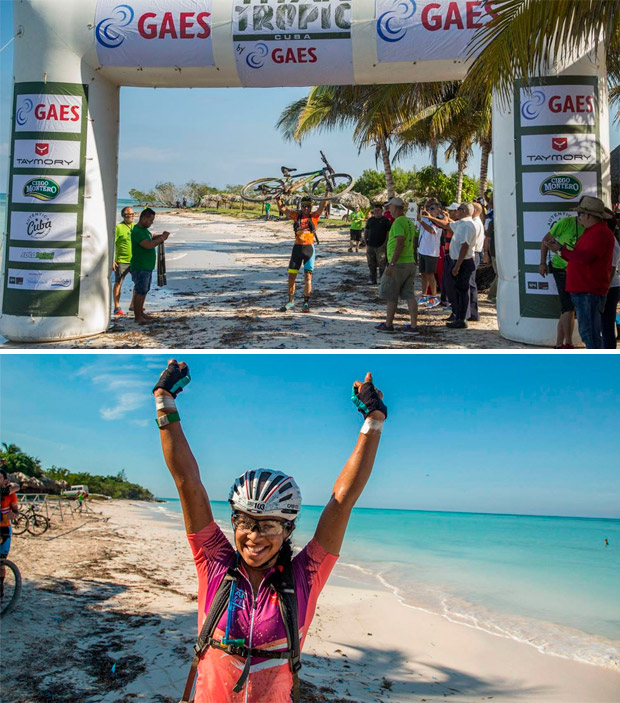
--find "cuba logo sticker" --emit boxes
[539,174,582,200]
[23,177,60,201]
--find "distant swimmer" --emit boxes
[605,538,609,547]
[153,360,387,703]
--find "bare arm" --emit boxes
[154,362,213,534]
[314,373,386,555]
[314,200,327,218]
[139,232,170,250]
[539,232,551,277]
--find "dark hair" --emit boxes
[140,208,156,219]
[121,206,134,217]
[0,467,8,479]
[276,535,294,569]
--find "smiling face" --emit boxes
[233,512,293,569]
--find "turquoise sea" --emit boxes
[147,499,620,670]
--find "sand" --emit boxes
[3,499,618,703]
[4,211,533,350]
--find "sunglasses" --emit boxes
[231,513,293,537]
[457,207,467,211]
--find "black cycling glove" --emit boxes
[153,360,191,398]
[352,381,388,419]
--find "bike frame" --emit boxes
[280,166,331,196]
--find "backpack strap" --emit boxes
[179,565,239,703]
[274,562,302,703]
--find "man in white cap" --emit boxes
[546,196,615,349]
[376,197,418,334]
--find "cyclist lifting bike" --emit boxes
[240,151,353,204]
[1,465,21,617]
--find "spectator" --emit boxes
[265,201,271,221]
[601,214,620,349]
[468,202,485,321]
[112,206,135,317]
[424,202,457,314]
[447,203,477,329]
[364,203,391,284]
[484,192,497,303]
[539,215,583,348]
[383,203,395,225]
[130,208,170,325]
[416,202,443,308]
[348,208,365,253]
[376,197,418,334]
[182,197,187,209]
[546,196,615,349]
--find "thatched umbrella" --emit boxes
[229,194,243,210]
[333,191,370,211]
[372,188,389,204]
[398,190,419,204]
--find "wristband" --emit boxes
[361,418,384,434]
[156,411,181,429]
[155,395,177,412]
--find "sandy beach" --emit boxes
[5,211,532,350]
[3,499,618,703]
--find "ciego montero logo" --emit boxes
[377,1,416,43]
[246,42,269,69]
[539,175,582,200]
[96,3,134,48]
[25,212,53,239]
[521,90,546,120]
[23,178,60,202]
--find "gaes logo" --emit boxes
[16,98,34,126]
[539,175,582,200]
[96,4,134,48]
[521,90,546,120]
[377,0,416,43]
[26,213,53,239]
[23,178,60,202]
[246,42,270,69]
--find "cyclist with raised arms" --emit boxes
[153,360,387,703]
[276,195,327,313]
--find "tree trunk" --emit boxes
[430,138,438,172]
[456,154,466,203]
[379,137,395,199]
[479,137,491,197]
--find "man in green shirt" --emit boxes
[539,215,584,348]
[376,197,418,334]
[130,208,170,325]
[112,206,135,316]
[348,208,365,252]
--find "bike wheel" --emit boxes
[306,173,354,201]
[27,513,50,536]
[240,178,284,203]
[0,558,22,617]
[12,513,29,536]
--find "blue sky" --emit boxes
[1,1,619,197]
[1,353,618,519]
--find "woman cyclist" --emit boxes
[153,360,387,703]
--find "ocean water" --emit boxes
[148,499,620,671]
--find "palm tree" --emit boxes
[464,0,620,111]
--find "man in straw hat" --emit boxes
[546,196,615,349]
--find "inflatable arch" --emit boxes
[1,0,610,345]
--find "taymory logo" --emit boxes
[539,175,582,200]
[23,178,60,201]
[377,0,494,42]
[96,3,211,48]
[552,138,568,151]
[35,143,50,156]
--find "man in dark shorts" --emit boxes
[112,206,135,316]
[1,465,19,591]
[276,196,326,312]
[364,203,391,283]
[130,208,170,325]
[539,215,583,348]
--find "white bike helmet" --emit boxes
[229,469,301,520]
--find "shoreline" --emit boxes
[3,499,619,703]
[1,210,534,350]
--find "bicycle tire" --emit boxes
[0,558,22,617]
[240,178,284,203]
[27,513,50,536]
[12,513,29,536]
[306,173,354,202]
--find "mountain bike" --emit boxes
[14,504,50,536]
[0,555,22,617]
[241,151,354,203]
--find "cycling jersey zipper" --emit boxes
[244,595,259,703]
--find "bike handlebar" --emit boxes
[320,150,335,174]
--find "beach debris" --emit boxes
[380,677,393,691]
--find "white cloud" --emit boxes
[100,391,146,421]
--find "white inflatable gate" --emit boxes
[1,0,609,344]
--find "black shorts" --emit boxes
[288,244,315,274]
[419,254,439,274]
[350,229,363,241]
[550,264,574,313]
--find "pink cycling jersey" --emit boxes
[187,521,338,703]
